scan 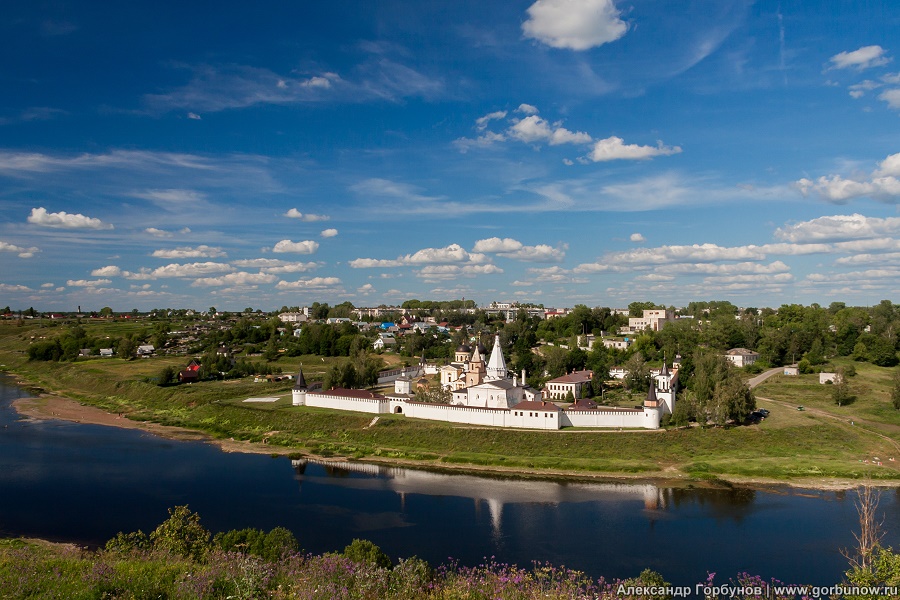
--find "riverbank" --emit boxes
[12,394,294,456]
[11,391,889,491]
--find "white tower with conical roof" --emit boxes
[292,367,308,406]
[485,334,508,381]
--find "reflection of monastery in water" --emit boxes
[292,335,678,430]
[292,459,668,535]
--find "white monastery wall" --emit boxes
[305,393,389,414]
[563,408,659,429]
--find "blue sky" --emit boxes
[3,0,900,311]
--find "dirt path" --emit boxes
[756,394,900,456]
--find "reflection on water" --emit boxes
[0,376,897,587]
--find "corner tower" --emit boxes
[292,367,308,406]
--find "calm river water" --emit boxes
[1,376,898,587]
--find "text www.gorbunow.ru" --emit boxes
[617,583,900,598]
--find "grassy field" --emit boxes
[4,320,900,483]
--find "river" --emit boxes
[1,376,897,587]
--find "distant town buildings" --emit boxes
[621,309,676,334]
[277,308,309,324]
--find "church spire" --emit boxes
[486,334,508,381]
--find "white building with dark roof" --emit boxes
[724,348,759,368]
[545,370,593,400]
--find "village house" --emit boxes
[136,344,155,357]
[373,333,396,351]
[178,359,201,383]
[602,338,632,351]
[724,348,759,368]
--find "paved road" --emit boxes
[747,367,783,389]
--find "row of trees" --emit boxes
[26,325,147,362]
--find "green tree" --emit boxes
[619,569,673,600]
[214,526,299,561]
[832,367,852,407]
[116,336,136,359]
[892,370,900,410]
[868,336,899,367]
[623,352,649,393]
[415,385,451,404]
[105,530,151,554]
[27,339,63,361]
[804,338,826,365]
[628,301,658,317]
[99,306,113,317]
[689,351,755,425]
[343,538,392,569]
[149,505,211,561]
[157,365,176,386]
[671,393,692,426]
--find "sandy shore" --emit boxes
[12,394,290,456]
[10,393,885,491]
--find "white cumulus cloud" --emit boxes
[879,89,900,110]
[795,153,900,203]
[508,115,591,146]
[630,233,645,243]
[124,262,233,280]
[522,0,628,51]
[472,237,524,253]
[144,228,174,238]
[321,228,338,238]
[272,239,320,254]
[829,45,890,70]
[775,214,900,242]
[67,279,112,287]
[0,241,39,258]
[473,237,567,262]
[350,243,487,268]
[284,208,330,222]
[588,137,682,162]
[27,207,112,230]
[91,265,123,277]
